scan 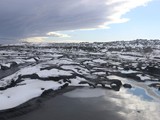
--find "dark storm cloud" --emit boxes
[0,0,151,42]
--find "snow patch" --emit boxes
[0,79,61,110]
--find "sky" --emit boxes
[0,0,159,43]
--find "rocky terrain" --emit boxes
[0,39,160,120]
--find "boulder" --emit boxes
[110,80,122,91]
[123,83,132,88]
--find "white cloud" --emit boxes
[21,37,47,43]
[0,0,152,42]
[103,0,152,26]
[46,32,70,38]
[21,37,85,43]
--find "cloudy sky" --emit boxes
[0,0,159,43]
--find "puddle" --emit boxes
[127,87,153,101]
[153,89,160,96]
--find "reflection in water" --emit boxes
[127,87,153,101]
[64,87,160,120]
[107,75,160,100]
[108,88,160,120]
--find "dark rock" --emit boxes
[123,84,132,88]
[123,66,130,70]
[109,79,122,87]
[109,80,122,91]
[96,79,122,91]
[95,82,109,89]
[148,83,160,90]
[118,72,142,82]
[137,110,141,113]
[21,73,40,79]
[0,65,9,70]
[60,83,69,89]
[41,88,45,90]
[20,72,76,82]
[79,81,96,88]
[58,81,62,84]
[145,66,160,75]
[101,83,106,88]
[10,62,18,67]
[0,87,5,90]
[106,71,109,76]
[0,79,24,91]
[110,85,121,91]
[33,57,39,62]
[41,89,54,96]
[63,79,71,83]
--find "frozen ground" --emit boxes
[0,39,160,120]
